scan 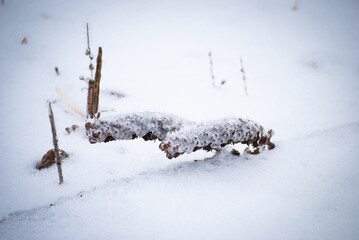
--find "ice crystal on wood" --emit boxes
[159,118,274,159]
[85,112,190,143]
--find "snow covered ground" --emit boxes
[0,0,358,239]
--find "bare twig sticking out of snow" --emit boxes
[85,112,189,144]
[208,51,217,87]
[84,23,102,119]
[93,47,102,115]
[87,80,95,118]
[47,101,64,184]
[159,118,274,159]
[86,23,94,80]
[240,57,248,96]
[86,47,102,119]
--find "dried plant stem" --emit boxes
[47,102,64,184]
[87,80,95,118]
[86,23,90,51]
[86,47,102,119]
[56,87,85,118]
[240,57,248,96]
[208,51,216,87]
[93,47,102,114]
[86,23,93,80]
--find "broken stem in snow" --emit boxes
[93,47,102,115]
[87,80,95,118]
[86,47,102,119]
[85,22,102,119]
[47,101,64,184]
[240,57,248,96]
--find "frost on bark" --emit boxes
[85,112,190,143]
[159,118,275,159]
[85,112,275,159]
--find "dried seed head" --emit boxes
[89,64,94,71]
[85,48,91,56]
[92,131,100,138]
[79,75,85,80]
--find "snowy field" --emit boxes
[0,0,359,239]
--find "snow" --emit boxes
[1,0,359,239]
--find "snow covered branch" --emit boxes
[159,118,274,159]
[86,112,275,159]
[85,112,189,143]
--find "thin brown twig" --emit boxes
[87,81,95,119]
[93,47,102,114]
[208,51,216,87]
[86,23,93,80]
[240,57,248,96]
[47,101,64,184]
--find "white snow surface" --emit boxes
[0,0,359,239]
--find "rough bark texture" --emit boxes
[48,102,64,184]
[86,47,102,119]
[87,80,95,118]
[93,47,102,114]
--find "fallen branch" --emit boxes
[86,112,275,159]
[159,118,274,159]
[85,112,189,143]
